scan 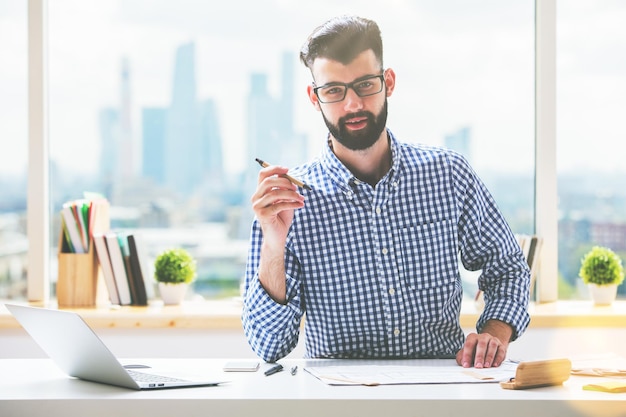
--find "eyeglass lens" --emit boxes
[316,75,384,103]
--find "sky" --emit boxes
[1,0,625,178]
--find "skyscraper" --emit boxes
[246,51,307,168]
[198,98,223,181]
[98,57,135,186]
[98,107,119,184]
[247,72,278,165]
[165,43,203,195]
[142,107,168,184]
[444,126,472,162]
[118,57,134,179]
[140,42,224,197]
[237,51,308,238]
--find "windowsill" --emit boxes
[0,299,244,330]
[460,299,626,328]
[1,299,625,330]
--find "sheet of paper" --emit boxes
[304,361,518,386]
[569,352,626,377]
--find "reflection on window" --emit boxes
[42,2,534,302]
[557,0,626,299]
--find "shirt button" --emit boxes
[388,288,395,296]
[375,207,382,214]
[381,248,388,255]
[393,329,400,336]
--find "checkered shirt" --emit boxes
[242,130,530,362]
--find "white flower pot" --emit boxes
[588,283,618,306]
[158,282,189,305]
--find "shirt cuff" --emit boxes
[243,273,301,336]
[477,298,530,341]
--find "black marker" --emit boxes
[264,364,284,376]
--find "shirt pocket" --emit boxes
[395,219,458,291]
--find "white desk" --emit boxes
[0,358,623,417]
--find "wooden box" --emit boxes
[56,199,110,308]
[57,241,100,307]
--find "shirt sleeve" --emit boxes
[451,153,531,340]
[241,220,304,362]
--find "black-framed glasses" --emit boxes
[313,73,385,104]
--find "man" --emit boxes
[242,15,530,368]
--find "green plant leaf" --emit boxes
[579,246,625,286]
[154,248,197,284]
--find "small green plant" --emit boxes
[154,248,197,284]
[579,246,625,286]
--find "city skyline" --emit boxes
[2,1,626,302]
[0,1,538,178]
[89,42,307,199]
[3,1,625,178]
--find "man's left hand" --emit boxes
[456,319,513,368]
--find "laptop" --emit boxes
[6,304,227,390]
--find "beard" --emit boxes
[321,99,388,151]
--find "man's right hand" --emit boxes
[251,165,305,303]
[251,165,305,243]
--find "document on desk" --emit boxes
[569,352,626,377]
[305,361,518,386]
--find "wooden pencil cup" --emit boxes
[56,232,101,308]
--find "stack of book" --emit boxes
[92,231,154,306]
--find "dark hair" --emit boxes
[299,15,383,69]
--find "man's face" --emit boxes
[308,50,394,151]
[321,98,388,151]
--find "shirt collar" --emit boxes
[320,129,401,190]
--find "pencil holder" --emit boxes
[57,231,101,307]
[56,198,110,308]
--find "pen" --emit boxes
[290,366,298,376]
[255,158,312,190]
[264,364,284,376]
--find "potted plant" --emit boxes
[579,246,624,305]
[154,248,197,305]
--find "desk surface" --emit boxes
[0,358,623,417]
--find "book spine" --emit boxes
[93,233,121,305]
[127,234,148,306]
[118,232,140,305]
[105,232,132,305]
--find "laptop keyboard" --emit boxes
[127,370,187,383]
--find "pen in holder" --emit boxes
[56,199,110,308]
[57,232,101,307]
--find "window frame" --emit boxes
[25,0,559,304]
[534,0,558,302]
[27,0,50,302]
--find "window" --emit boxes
[17,0,584,305]
[557,0,626,299]
[0,2,28,299]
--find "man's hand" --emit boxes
[252,165,305,244]
[251,165,305,303]
[456,319,513,368]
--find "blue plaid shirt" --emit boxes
[242,130,530,362]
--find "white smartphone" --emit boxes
[223,361,260,372]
